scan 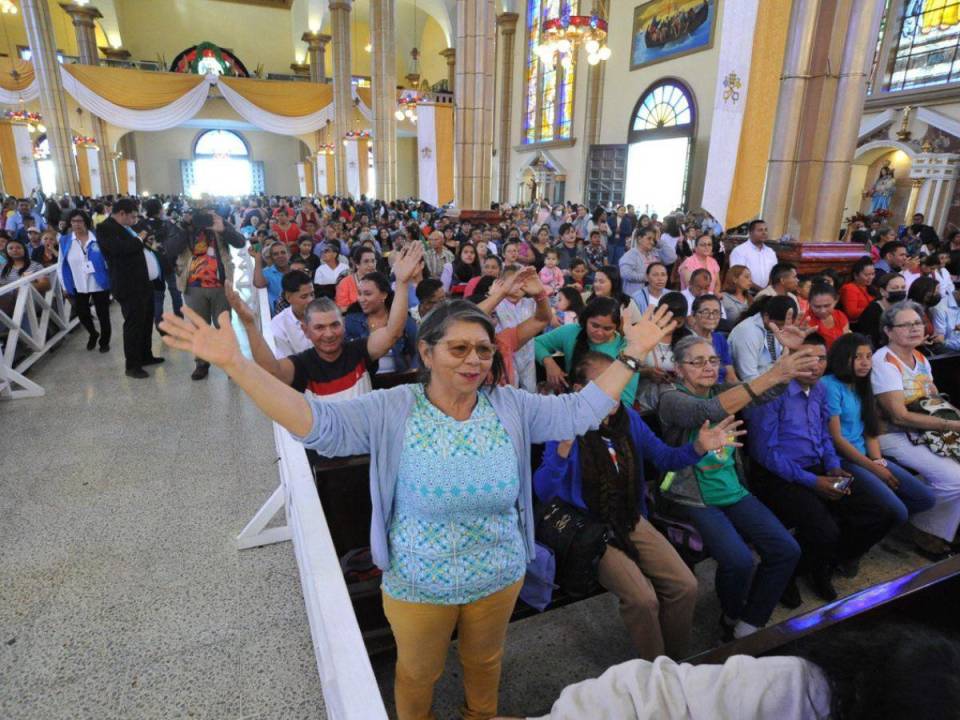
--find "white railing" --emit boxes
[0,265,79,400]
[231,243,386,719]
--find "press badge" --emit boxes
[83,261,96,274]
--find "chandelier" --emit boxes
[0,1,17,15]
[317,143,336,156]
[535,7,610,67]
[394,94,423,122]
[4,109,45,133]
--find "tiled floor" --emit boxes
[0,306,326,720]
[1,304,931,720]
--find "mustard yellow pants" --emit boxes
[382,579,523,720]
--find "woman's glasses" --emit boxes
[442,340,497,360]
[891,320,925,329]
[695,309,721,318]
[682,356,721,368]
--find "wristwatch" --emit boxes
[617,351,644,373]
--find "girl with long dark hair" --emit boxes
[589,265,643,324]
[535,296,641,406]
[822,333,935,552]
[344,271,418,373]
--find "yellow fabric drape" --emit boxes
[219,76,333,116]
[725,0,792,229]
[0,58,36,92]
[0,122,23,196]
[62,65,205,110]
[356,87,373,111]
[435,104,454,206]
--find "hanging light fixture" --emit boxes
[0,1,17,15]
[535,1,610,67]
[4,109,43,133]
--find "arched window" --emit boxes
[194,129,249,158]
[625,80,696,217]
[188,130,253,197]
[522,0,577,145]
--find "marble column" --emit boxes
[329,0,352,196]
[760,0,819,238]
[302,31,330,83]
[495,13,518,205]
[454,0,496,209]
[60,2,118,196]
[439,47,456,93]
[370,0,397,201]
[22,0,80,195]
[811,0,886,240]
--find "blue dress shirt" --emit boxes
[747,380,841,487]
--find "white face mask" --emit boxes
[553,210,562,217]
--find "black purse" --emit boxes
[535,499,611,598]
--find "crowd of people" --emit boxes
[5,189,960,719]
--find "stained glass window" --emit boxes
[632,84,692,132]
[522,0,577,144]
[887,0,960,91]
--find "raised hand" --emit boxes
[392,241,424,284]
[159,307,242,369]
[622,304,677,360]
[693,416,745,455]
[520,267,547,297]
[768,308,814,351]
[772,346,820,381]
[212,214,225,233]
[224,280,256,326]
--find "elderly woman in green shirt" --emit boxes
[535,297,641,405]
[657,334,819,640]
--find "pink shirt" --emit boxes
[678,254,720,293]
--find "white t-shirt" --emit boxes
[871,346,937,431]
[270,306,312,359]
[314,261,349,286]
[729,241,779,289]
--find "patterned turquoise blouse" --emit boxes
[382,384,527,604]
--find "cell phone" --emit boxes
[833,477,853,492]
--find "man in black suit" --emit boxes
[97,198,164,379]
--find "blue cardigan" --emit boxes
[533,407,702,518]
[293,381,618,570]
[59,232,110,295]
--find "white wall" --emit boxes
[504,0,724,208]
[126,128,306,196]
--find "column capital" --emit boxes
[328,1,352,12]
[59,3,102,26]
[302,31,332,49]
[439,47,456,62]
[497,12,519,31]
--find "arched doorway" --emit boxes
[188,129,254,197]
[625,80,696,217]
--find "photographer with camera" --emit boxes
[139,198,184,333]
[166,207,246,380]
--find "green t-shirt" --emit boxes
[679,386,747,507]
[534,323,639,406]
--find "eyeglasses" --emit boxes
[682,356,721,368]
[891,320,925,329]
[441,340,497,360]
[695,309,721,318]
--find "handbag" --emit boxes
[906,395,960,462]
[534,499,611,598]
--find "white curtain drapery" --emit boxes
[59,66,213,131]
[216,79,335,135]
[0,83,40,105]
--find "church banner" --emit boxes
[699,0,760,228]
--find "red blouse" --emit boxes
[839,282,872,322]
[805,308,850,350]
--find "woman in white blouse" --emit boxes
[58,210,112,352]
